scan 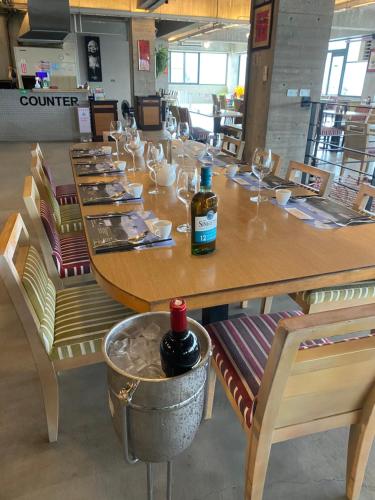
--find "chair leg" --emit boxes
[38,363,59,442]
[244,429,272,500]
[204,366,217,420]
[260,296,273,314]
[346,385,375,500]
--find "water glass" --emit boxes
[146,142,160,195]
[177,122,190,142]
[124,129,140,172]
[166,115,177,137]
[176,166,198,233]
[250,147,272,204]
[109,120,124,158]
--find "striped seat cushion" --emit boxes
[21,246,56,354]
[321,126,343,137]
[51,284,135,361]
[296,281,375,305]
[42,162,77,205]
[40,200,90,278]
[59,204,83,233]
[206,312,375,429]
[56,184,78,205]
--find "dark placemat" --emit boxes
[71,148,110,159]
[86,210,174,253]
[75,162,124,176]
[79,182,142,205]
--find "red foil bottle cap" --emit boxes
[170,298,187,333]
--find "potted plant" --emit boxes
[156,47,168,77]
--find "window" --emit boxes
[321,39,368,97]
[199,53,227,84]
[238,53,247,87]
[169,51,228,85]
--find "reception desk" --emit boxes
[0,89,89,141]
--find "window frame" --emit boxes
[322,39,367,98]
[169,51,228,85]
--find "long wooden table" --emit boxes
[70,142,375,320]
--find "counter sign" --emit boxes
[20,95,79,107]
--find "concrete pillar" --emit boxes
[129,18,157,103]
[243,0,335,173]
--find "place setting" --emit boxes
[71,145,113,159]
[85,210,174,253]
[78,179,143,205]
[75,159,127,176]
[272,190,375,229]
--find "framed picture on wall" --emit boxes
[368,48,375,72]
[85,36,102,82]
[138,40,151,71]
[252,2,273,50]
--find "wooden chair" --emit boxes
[271,152,282,176]
[31,144,77,205]
[221,135,245,160]
[0,213,135,442]
[206,306,375,499]
[286,160,332,197]
[23,176,93,288]
[340,122,375,180]
[261,183,375,315]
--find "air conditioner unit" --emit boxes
[138,0,167,11]
[360,39,373,62]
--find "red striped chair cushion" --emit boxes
[320,126,343,136]
[56,184,78,205]
[42,162,77,205]
[206,311,375,429]
[40,200,90,278]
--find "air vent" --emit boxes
[360,39,372,62]
[180,41,202,47]
[138,0,167,11]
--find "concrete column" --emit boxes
[129,18,157,103]
[243,0,335,173]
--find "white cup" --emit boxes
[113,160,126,171]
[276,189,292,206]
[101,146,112,156]
[126,182,143,198]
[226,164,239,178]
[152,220,172,239]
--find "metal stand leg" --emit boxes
[147,463,153,500]
[167,461,172,500]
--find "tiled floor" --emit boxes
[0,142,374,500]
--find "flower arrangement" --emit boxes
[233,85,245,98]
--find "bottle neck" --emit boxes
[200,166,212,192]
[170,298,187,334]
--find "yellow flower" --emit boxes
[234,85,245,98]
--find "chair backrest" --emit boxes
[23,176,62,287]
[221,135,245,160]
[353,183,375,213]
[271,153,282,176]
[178,107,193,129]
[169,105,180,123]
[219,95,227,110]
[254,305,375,444]
[212,94,220,107]
[0,213,56,359]
[286,161,332,197]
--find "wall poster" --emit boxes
[85,36,102,82]
[138,40,151,71]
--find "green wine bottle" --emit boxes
[191,166,218,256]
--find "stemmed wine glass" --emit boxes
[146,142,160,195]
[205,132,223,161]
[250,147,273,204]
[176,166,198,233]
[166,115,177,138]
[109,120,124,158]
[177,122,190,164]
[124,129,140,172]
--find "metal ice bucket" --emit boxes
[103,312,212,464]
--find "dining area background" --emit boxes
[1,1,375,500]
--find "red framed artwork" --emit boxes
[252,2,273,50]
[138,40,151,71]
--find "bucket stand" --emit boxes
[117,381,173,500]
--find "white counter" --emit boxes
[0,89,89,141]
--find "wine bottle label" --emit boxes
[194,211,217,243]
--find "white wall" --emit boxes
[77,33,131,114]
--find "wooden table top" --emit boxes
[71,142,375,312]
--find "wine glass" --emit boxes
[176,166,198,233]
[166,115,177,137]
[109,120,124,158]
[177,122,190,142]
[250,147,272,204]
[146,142,160,195]
[205,132,223,161]
[123,113,131,130]
[123,129,140,172]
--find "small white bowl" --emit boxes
[113,160,126,171]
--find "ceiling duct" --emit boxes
[18,0,70,46]
[138,0,167,11]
